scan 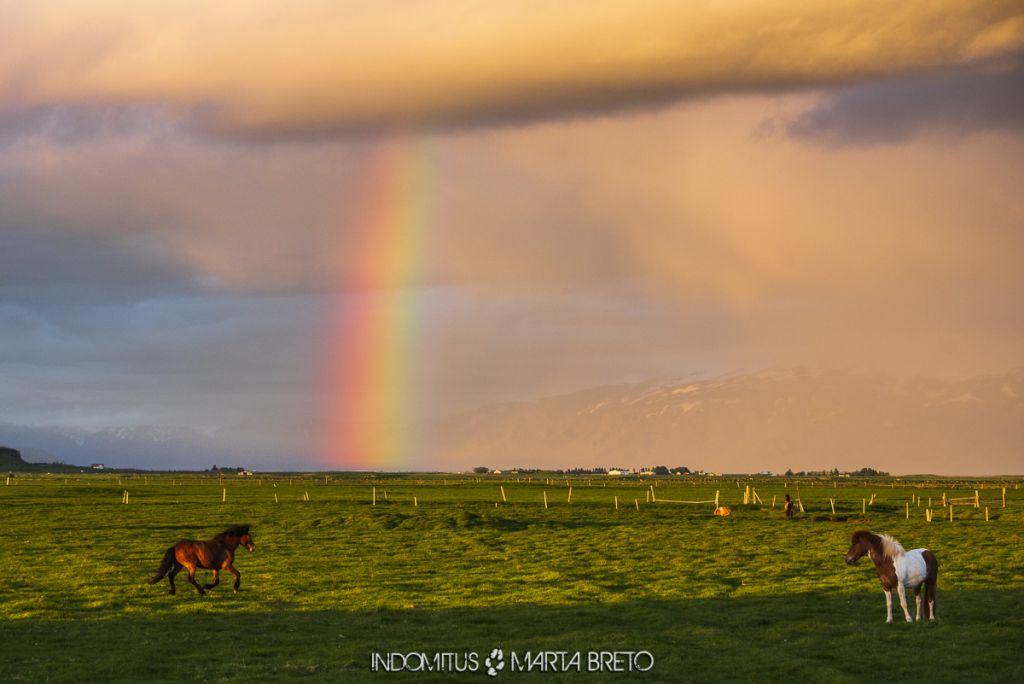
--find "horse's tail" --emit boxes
[149,546,177,583]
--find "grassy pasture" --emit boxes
[1,473,1022,682]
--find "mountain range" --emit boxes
[3,368,1021,474]
[0,424,272,471]
[430,368,1024,475]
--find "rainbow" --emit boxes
[321,136,432,470]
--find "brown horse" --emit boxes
[844,530,938,623]
[149,525,256,595]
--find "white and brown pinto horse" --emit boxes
[845,531,938,623]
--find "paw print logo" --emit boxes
[485,648,505,677]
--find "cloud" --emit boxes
[0,228,197,305]
[1,29,1022,470]
[787,54,1024,144]
[1,1,1022,138]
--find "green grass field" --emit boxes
[1,473,1022,682]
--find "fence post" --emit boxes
[543,491,548,509]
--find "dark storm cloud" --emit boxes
[788,55,1024,144]
[0,288,328,443]
[0,228,198,305]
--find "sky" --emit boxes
[1,1,1022,471]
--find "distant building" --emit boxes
[238,470,254,477]
[90,463,105,470]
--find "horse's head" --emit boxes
[224,524,256,552]
[845,530,873,565]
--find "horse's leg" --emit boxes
[884,589,893,623]
[203,569,220,591]
[167,563,181,595]
[927,580,937,621]
[184,563,205,595]
[896,583,913,622]
[226,563,241,591]
[914,585,923,621]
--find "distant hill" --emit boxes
[0,445,83,473]
[0,445,25,469]
[431,368,1024,475]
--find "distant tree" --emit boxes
[670,466,690,475]
[472,466,490,474]
[652,465,670,476]
[785,468,794,477]
[853,467,889,477]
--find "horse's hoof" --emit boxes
[168,589,175,595]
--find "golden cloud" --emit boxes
[2,1,1022,136]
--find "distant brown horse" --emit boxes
[844,530,938,623]
[149,525,256,595]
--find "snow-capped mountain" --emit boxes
[0,424,260,470]
[4,368,1021,474]
[430,368,1024,475]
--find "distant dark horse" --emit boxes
[844,530,938,623]
[149,525,256,595]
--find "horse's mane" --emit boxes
[216,524,251,539]
[877,533,905,559]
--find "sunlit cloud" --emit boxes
[1,1,1022,138]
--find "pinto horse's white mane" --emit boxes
[878,533,905,559]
